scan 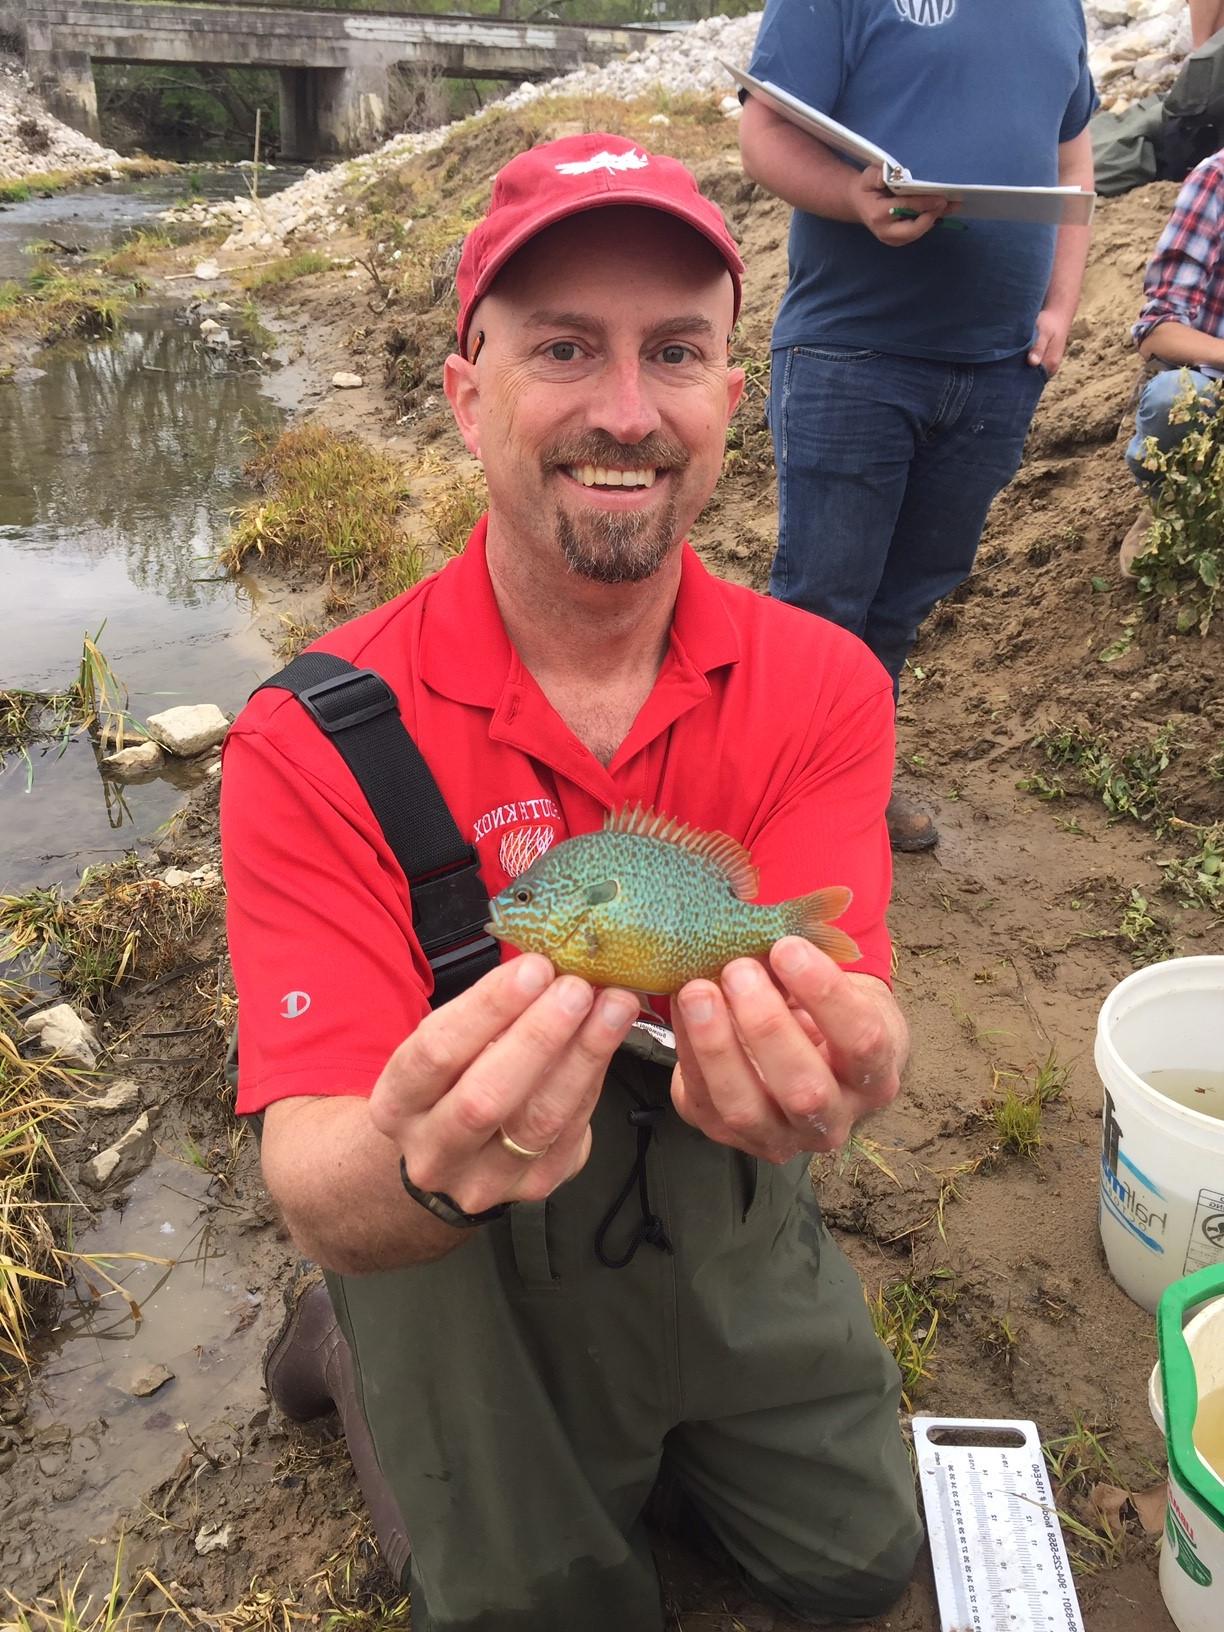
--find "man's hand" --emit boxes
[671,937,906,1163]
[368,955,637,1218]
[1027,306,1073,377]
[849,165,952,246]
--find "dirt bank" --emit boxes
[4,99,1222,1632]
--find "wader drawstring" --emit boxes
[594,1084,674,1270]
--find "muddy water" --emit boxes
[22,1153,266,1544]
[1,309,286,891]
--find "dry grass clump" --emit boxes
[425,471,487,557]
[0,981,83,1374]
[4,1534,186,1630]
[0,858,219,1003]
[222,425,408,583]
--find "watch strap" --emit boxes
[399,1156,510,1228]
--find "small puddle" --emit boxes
[23,1153,267,1541]
[1,307,287,891]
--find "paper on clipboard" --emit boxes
[722,62,1096,226]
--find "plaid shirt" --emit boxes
[1133,153,1224,360]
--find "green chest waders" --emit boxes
[244,655,923,1632]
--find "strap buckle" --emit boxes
[298,669,397,734]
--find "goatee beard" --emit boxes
[555,498,679,585]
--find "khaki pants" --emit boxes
[327,1051,922,1631]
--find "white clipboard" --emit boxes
[723,62,1096,226]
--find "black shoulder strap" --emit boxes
[253,652,500,1007]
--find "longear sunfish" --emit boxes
[485,803,859,995]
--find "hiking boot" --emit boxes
[1119,510,1155,578]
[263,1270,413,1585]
[886,792,938,853]
[263,1268,337,1422]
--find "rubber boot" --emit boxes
[263,1275,413,1585]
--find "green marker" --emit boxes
[889,206,968,232]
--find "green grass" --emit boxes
[0,265,142,344]
[866,1273,953,1409]
[238,251,332,291]
[223,425,410,585]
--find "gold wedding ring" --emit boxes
[498,1127,550,1161]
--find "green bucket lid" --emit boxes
[1158,1263,1224,1531]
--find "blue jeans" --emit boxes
[767,344,1047,688]
[1126,367,1218,483]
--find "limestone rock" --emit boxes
[193,259,221,281]
[195,1521,233,1555]
[103,741,165,778]
[144,704,229,758]
[23,1005,99,1069]
[81,1111,155,1190]
[129,1363,174,1398]
[331,371,364,389]
[87,1079,141,1113]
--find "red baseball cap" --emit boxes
[455,132,744,359]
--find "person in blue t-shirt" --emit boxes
[740,0,1096,851]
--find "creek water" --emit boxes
[1,185,296,1570]
[1,310,287,891]
[0,164,302,281]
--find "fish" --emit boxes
[484,803,860,995]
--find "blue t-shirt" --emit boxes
[747,0,1097,363]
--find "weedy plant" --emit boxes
[3,1533,185,1630]
[1,630,136,789]
[866,1273,954,1410]
[1035,723,1173,826]
[1133,378,1224,634]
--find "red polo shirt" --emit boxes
[221,520,895,1115]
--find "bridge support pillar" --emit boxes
[317,63,391,156]
[27,48,101,145]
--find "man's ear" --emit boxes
[444,354,481,458]
[725,365,746,424]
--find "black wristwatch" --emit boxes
[399,1156,511,1228]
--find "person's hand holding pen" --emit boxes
[849,163,961,246]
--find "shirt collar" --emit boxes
[418,514,741,711]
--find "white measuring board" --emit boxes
[913,1416,1084,1632]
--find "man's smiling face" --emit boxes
[445,207,744,585]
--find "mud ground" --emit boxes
[3,121,1221,1631]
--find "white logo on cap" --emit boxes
[555,150,649,177]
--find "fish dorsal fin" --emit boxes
[604,803,759,901]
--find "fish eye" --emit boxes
[513,886,533,905]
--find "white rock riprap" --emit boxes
[187,3,1193,257]
[0,52,122,181]
[201,14,762,256]
[1085,0,1192,110]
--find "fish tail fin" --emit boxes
[787,886,860,965]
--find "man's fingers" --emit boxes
[496,986,638,1155]
[674,979,794,1152]
[768,939,897,1099]
[370,954,555,1134]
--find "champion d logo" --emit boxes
[556,149,649,177]
[280,991,311,1019]
[895,0,956,23]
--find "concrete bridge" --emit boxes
[25,1,666,158]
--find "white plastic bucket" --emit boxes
[1148,1267,1224,1632]
[1095,956,1224,1313]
